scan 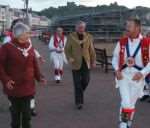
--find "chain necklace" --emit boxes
[10,42,32,57]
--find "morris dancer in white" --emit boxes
[112,18,150,128]
[49,27,67,83]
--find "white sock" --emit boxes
[30,99,35,109]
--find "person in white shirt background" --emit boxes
[3,30,12,44]
[112,18,150,128]
[49,27,67,83]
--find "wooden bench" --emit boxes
[95,48,112,73]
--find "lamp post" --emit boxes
[25,0,29,18]
[23,0,31,26]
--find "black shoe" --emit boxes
[140,95,150,101]
[76,104,83,110]
[56,80,60,84]
[147,99,150,103]
[31,109,37,117]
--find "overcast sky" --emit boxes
[1,0,150,11]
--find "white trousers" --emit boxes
[116,67,144,109]
[53,55,64,69]
[116,67,145,128]
[50,52,64,80]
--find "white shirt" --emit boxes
[3,36,11,44]
[112,34,150,76]
[48,35,67,52]
[28,39,41,58]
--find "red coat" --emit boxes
[0,39,43,97]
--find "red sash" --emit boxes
[54,33,64,48]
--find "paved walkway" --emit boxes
[0,39,149,128]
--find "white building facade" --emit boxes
[0,5,50,31]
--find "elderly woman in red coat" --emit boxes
[0,23,46,128]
